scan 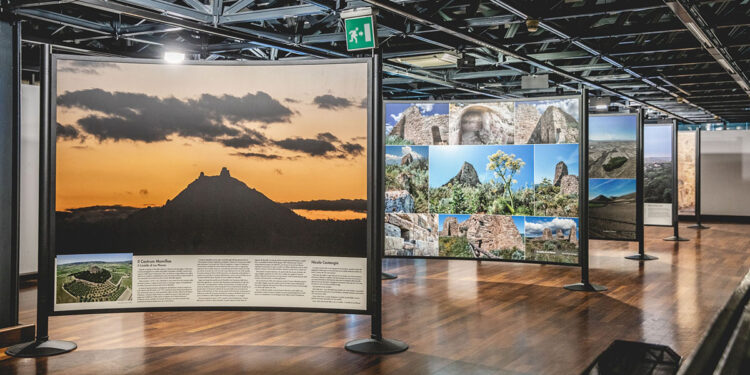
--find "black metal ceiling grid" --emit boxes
[3,0,749,122]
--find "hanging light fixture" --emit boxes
[526,19,539,33]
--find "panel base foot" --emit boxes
[663,236,689,241]
[625,254,658,261]
[345,338,408,354]
[381,272,398,280]
[564,282,607,292]
[687,224,710,229]
[6,340,77,357]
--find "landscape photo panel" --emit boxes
[644,124,674,225]
[55,60,369,257]
[589,115,637,179]
[428,144,535,215]
[385,145,428,213]
[589,178,637,240]
[385,97,581,265]
[385,102,449,145]
[677,131,696,215]
[524,216,579,264]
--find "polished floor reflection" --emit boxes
[2,223,749,374]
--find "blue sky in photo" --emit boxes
[438,214,470,231]
[515,98,580,122]
[589,178,636,198]
[385,145,429,165]
[384,102,449,129]
[533,144,579,184]
[429,145,534,189]
[524,217,579,239]
[645,125,672,158]
[513,216,525,235]
[57,253,133,265]
[589,115,637,141]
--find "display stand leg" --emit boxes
[564,88,606,293]
[381,272,398,280]
[626,235,657,261]
[688,128,709,230]
[345,49,407,355]
[6,45,76,358]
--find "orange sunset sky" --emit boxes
[55,59,368,218]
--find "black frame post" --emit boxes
[688,126,709,229]
[6,45,77,358]
[345,48,407,354]
[626,108,657,261]
[564,87,606,292]
[0,14,21,331]
[664,119,688,241]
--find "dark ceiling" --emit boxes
[4,0,750,123]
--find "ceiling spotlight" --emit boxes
[526,19,539,33]
[164,51,185,63]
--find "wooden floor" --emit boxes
[2,223,750,374]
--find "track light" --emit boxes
[526,19,539,33]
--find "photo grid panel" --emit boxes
[385,98,581,264]
[588,115,638,240]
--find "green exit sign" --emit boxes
[344,15,377,51]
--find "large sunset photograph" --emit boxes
[54,59,369,257]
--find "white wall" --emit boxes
[701,130,750,216]
[20,84,39,275]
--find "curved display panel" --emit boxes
[384,97,582,265]
[52,56,372,314]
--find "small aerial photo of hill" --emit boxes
[524,216,579,264]
[514,98,580,144]
[644,125,673,204]
[589,115,637,179]
[447,102,514,145]
[56,253,132,304]
[428,145,535,215]
[385,145,429,213]
[385,103,449,145]
[438,214,525,260]
[588,178,637,240]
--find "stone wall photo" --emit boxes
[385,103,449,145]
[385,213,438,256]
[386,145,429,213]
[438,214,525,260]
[448,102,514,145]
[514,99,580,144]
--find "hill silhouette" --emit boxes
[56,168,366,257]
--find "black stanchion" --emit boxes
[345,49,407,354]
[688,127,709,230]
[664,120,689,242]
[7,45,77,358]
[565,87,606,292]
[626,108,657,261]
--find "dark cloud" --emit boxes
[219,130,268,148]
[274,137,337,156]
[359,98,368,108]
[231,152,283,160]
[313,94,352,110]
[284,98,300,103]
[316,132,339,142]
[57,89,293,143]
[56,123,81,140]
[341,142,365,156]
[138,189,149,196]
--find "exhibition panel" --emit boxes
[588,114,639,241]
[701,130,750,217]
[677,130,697,216]
[51,56,373,314]
[383,97,582,265]
[644,124,674,226]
